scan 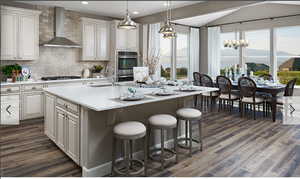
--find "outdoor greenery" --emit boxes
[161,66,188,80]
[278,71,300,85]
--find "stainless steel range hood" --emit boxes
[41,7,81,48]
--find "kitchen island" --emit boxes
[43,84,218,176]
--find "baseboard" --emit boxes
[82,134,184,177]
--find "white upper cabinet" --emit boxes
[1,6,40,61]
[81,18,110,61]
[113,20,139,51]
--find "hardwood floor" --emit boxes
[1,108,300,177]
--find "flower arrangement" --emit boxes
[144,50,160,75]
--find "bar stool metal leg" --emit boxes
[160,129,165,169]
[198,119,203,151]
[124,140,130,176]
[111,137,117,176]
[144,134,148,176]
[189,120,193,157]
[174,123,178,163]
[185,120,188,146]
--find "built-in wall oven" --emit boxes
[117,51,138,82]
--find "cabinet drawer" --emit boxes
[56,98,79,115]
[22,84,43,91]
[1,86,20,94]
[1,94,20,103]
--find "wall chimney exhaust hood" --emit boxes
[41,7,81,48]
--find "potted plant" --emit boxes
[1,64,22,82]
[91,65,103,78]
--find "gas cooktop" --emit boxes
[41,76,81,81]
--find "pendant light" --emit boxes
[159,1,176,38]
[118,0,137,29]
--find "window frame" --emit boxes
[220,25,300,85]
[159,29,191,81]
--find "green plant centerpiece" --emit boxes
[91,65,103,73]
[1,64,22,79]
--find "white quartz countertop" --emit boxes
[0,77,110,86]
[44,85,219,112]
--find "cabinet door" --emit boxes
[18,15,37,60]
[0,95,20,125]
[56,108,66,150]
[1,13,17,60]
[45,94,56,140]
[96,23,110,61]
[82,23,96,61]
[66,113,80,163]
[23,92,44,120]
[116,28,127,50]
[126,27,138,50]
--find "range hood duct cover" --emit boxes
[41,7,81,48]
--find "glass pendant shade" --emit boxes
[118,1,137,30]
[159,21,175,35]
[163,32,176,38]
[118,12,137,29]
[158,1,176,38]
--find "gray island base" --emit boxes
[43,85,218,176]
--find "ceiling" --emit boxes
[270,1,300,5]
[23,1,201,18]
[173,8,239,27]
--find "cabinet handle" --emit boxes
[6,88,12,92]
[6,105,11,115]
[32,87,37,90]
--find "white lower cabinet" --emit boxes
[22,91,44,119]
[44,94,56,141]
[45,95,80,165]
[56,107,66,150]
[66,112,80,164]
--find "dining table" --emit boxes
[231,82,286,122]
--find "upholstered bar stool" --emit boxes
[111,121,148,176]
[176,108,202,157]
[147,114,178,170]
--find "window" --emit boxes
[276,26,300,85]
[160,37,172,80]
[244,29,270,76]
[176,33,189,79]
[160,27,190,80]
[220,32,240,75]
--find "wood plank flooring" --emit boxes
[1,108,300,177]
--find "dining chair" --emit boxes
[216,76,239,112]
[238,77,265,120]
[199,74,219,111]
[276,78,297,104]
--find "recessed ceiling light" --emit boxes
[132,11,139,15]
[164,2,169,6]
[81,1,88,5]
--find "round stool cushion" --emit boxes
[113,121,146,140]
[148,114,177,128]
[176,108,202,120]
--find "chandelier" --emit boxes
[224,31,249,49]
[159,1,176,38]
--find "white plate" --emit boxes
[120,94,145,101]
